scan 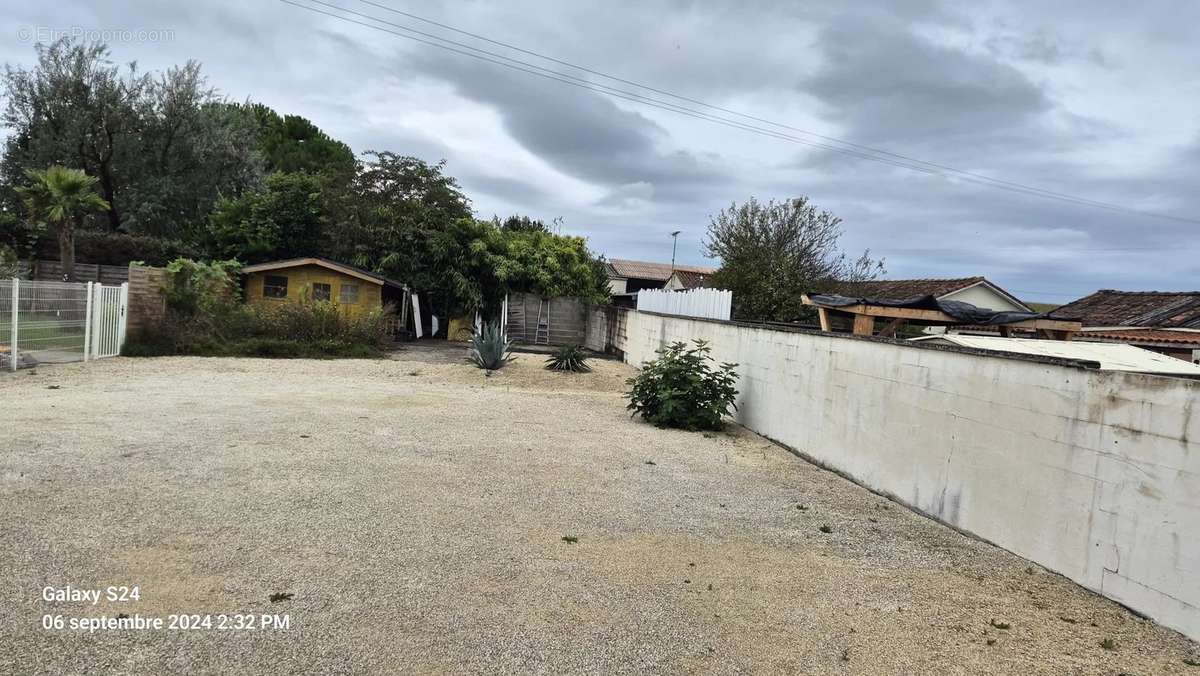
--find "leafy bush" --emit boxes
[468,321,512,370]
[545,344,591,372]
[163,258,242,318]
[626,340,738,431]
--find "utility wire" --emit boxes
[292,0,1200,225]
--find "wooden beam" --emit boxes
[998,326,1012,338]
[817,307,832,332]
[803,298,1083,333]
[852,313,875,336]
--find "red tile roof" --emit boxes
[1048,290,1200,328]
[607,258,716,281]
[1080,328,1200,346]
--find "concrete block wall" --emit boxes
[621,310,1200,641]
[126,265,168,335]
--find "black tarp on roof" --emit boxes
[808,293,1050,326]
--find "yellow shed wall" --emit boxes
[244,265,383,318]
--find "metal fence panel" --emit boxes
[2,279,128,371]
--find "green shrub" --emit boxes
[625,340,738,431]
[545,344,591,372]
[468,321,512,370]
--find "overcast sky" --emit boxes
[5,1,1199,302]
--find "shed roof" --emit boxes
[241,257,406,289]
[607,258,716,281]
[1048,290,1200,328]
[911,334,1200,376]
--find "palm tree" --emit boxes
[15,166,110,281]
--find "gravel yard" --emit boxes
[2,348,1197,674]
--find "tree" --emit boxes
[704,196,883,322]
[495,228,610,304]
[200,172,325,263]
[245,104,355,178]
[15,166,110,280]
[2,38,262,239]
[498,214,549,233]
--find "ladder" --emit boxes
[509,299,526,342]
[534,298,550,344]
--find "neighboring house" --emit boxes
[606,259,717,295]
[664,269,712,290]
[844,276,1032,313]
[1047,290,1200,363]
[242,257,408,318]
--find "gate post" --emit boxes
[83,281,94,362]
[118,282,129,351]
[9,278,17,372]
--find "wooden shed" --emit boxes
[241,257,408,319]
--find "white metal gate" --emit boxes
[2,278,128,371]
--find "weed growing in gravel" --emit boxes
[1059,616,1077,624]
[561,535,579,544]
[819,525,833,534]
[1100,638,1117,651]
[796,504,809,511]
[269,592,293,603]
[1183,656,1200,666]
[626,340,738,431]
[990,619,1011,630]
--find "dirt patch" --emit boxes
[1,355,1196,674]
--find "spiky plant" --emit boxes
[467,321,513,370]
[545,344,592,372]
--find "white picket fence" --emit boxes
[1,278,128,371]
[636,287,732,321]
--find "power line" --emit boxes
[353,0,1187,220]
[279,0,1200,226]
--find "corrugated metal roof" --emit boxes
[911,334,1200,376]
[607,259,716,281]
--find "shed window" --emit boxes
[311,283,332,302]
[263,275,288,298]
[340,284,360,304]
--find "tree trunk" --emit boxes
[58,224,76,282]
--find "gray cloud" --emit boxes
[2,0,1198,301]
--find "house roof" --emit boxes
[607,258,716,281]
[911,334,1200,377]
[241,257,407,289]
[1048,290,1200,328]
[668,269,712,289]
[841,277,1030,311]
[1080,328,1200,347]
[843,277,985,299]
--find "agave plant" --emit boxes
[467,321,513,370]
[545,344,592,372]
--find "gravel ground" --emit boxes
[1,350,1197,675]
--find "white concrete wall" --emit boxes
[621,311,1200,641]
